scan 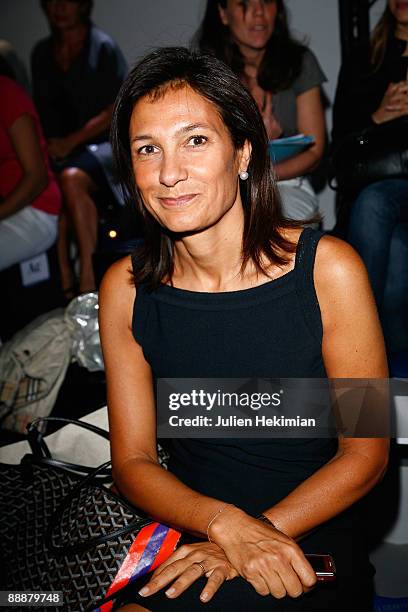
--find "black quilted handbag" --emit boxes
[0,417,180,612]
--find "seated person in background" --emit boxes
[0,74,61,271]
[195,0,326,222]
[31,0,127,296]
[332,0,408,354]
[100,47,388,612]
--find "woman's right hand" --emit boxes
[209,506,317,599]
[372,80,408,124]
[138,541,238,603]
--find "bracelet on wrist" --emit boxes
[206,503,233,542]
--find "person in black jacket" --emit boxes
[332,0,408,354]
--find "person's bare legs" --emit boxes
[59,167,98,293]
[56,207,76,299]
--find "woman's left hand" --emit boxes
[209,507,317,598]
[261,92,283,140]
[138,541,238,603]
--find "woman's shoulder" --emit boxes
[90,25,114,44]
[292,47,327,95]
[313,234,371,302]
[0,74,22,96]
[89,24,124,54]
[315,233,365,270]
[88,25,128,72]
[99,255,136,313]
[0,75,34,125]
[101,253,134,285]
[281,228,368,286]
[299,46,318,65]
[302,47,324,72]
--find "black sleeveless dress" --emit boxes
[119,228,374,611]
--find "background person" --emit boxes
[196,0,326,222]
[332,0,408,355]
[0,74,61,271]
[31,0,127,296]
[99,47,388,611]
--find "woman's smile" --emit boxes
[158,194,199,208]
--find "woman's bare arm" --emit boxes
[99,257,227,535]
[274,87,326,181]
[248,237,389,539]
[0,114,48,221]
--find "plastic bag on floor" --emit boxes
[0,294,104,434]
[65,292,104,372]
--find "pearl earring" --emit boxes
[239,171,249,181]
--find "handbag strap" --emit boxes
[29,454,112,480]
[27,416,110,464]
[44,460,150,556]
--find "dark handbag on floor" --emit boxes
[330,118,408,194]
[0,417,181,612]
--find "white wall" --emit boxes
[1,0,207,71]
[286,0,340,228]
[2,0,382,229]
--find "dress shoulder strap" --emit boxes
[294,227,325,344]
[295,227,324,275]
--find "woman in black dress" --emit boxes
[99,47,389,611]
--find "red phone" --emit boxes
[305,554,336,582]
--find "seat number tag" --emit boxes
[20,253,50,287]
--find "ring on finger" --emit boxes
[196,562,206,575]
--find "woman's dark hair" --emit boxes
[371,4,395,69]
[111,46,302,289]
[195,0,306,92]
[40,0,93,24]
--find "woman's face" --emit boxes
[388,0,408,27]
[219,0,278,54]
[44,0,85,30]
[129,85,250,235]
